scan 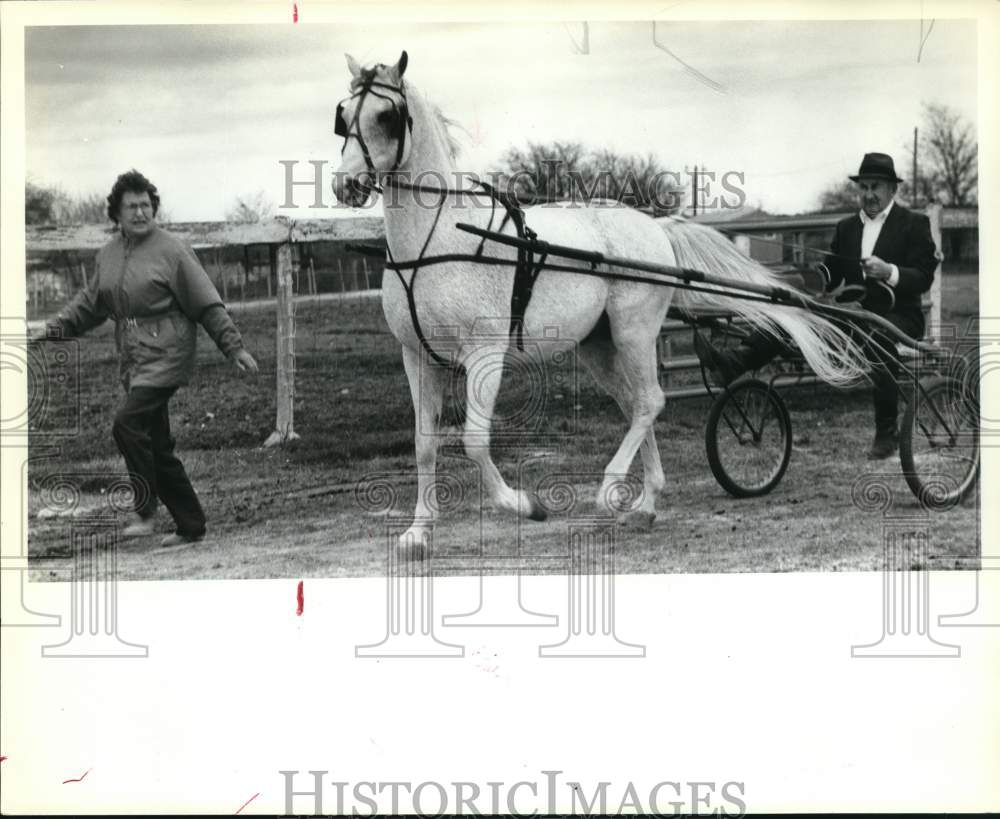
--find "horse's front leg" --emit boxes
[462,344,547,521]
[399,344,449,555]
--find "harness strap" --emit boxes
[377,179,545,366]
[473,181,540,352]
[384,237,453,369]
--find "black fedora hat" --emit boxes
[849,152,904,183]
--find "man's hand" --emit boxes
[861,255,894,281]
[231,348,259,375]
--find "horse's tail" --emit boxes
[660,217,869,386]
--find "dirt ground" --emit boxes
[26,387,980,581]
[25,274,981,580]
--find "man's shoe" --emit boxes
[122,514,156,538]
[693,332,744,387]
[866,434,899,460]
[158,531,205,549]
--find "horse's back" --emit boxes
[521,202,677,342]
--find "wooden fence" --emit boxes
[26,206,945,441]
[26,217,385,447]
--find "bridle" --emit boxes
[335,70,545,367]
[334,75,413,176]
[334,84,544,366]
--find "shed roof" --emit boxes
[26,216,386,253]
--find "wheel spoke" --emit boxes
[707,380,792,498]
[901,375,979,508]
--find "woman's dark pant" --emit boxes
[112,386,206,538]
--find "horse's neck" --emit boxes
[383,95,469,260]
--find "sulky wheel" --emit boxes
[900,374,979,510]
[705,378,793,498]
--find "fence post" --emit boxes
[263,238,300,447]
[240,247,248,304]
[265,246,273,299]
[926,203,943,345]
[215,248,227,302]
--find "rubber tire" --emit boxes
[900,374,979,510]
[705,379,793,498]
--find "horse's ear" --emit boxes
[390,50,408,81]
[346,53,362,78]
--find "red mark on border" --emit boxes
[0,755,8,763]
[235,792,260,814]
[296,580,304,616]
[293,3,298,22]
[62,768,91,784]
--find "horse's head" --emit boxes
[332,51,413,207]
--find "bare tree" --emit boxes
[26,180,60,225]
[226,190,275,223]
[58,192,108,224]
[896,173,935,209]
[920,102,977,206]
[814,179,859,213]
[497,142,682,213]
[26,180,110,225]
[498,141,587,201]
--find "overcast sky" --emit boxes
[24,18,978,220]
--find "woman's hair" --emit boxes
[106,169,161,224]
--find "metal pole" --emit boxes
[453,221,942,353]
[913,127,919,207]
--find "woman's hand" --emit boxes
[231,348,259,375]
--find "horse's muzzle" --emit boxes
[332,172,374,208]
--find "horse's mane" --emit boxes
[350,65,462,160]
[427,102,463,160]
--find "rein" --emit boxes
[709,224,867,265]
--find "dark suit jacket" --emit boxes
[826,203,938,333]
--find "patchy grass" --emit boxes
[27,273,980,579]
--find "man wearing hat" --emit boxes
[694,152,940,459]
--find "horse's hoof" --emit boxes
[527,494,548,522]
[619,510,656,532]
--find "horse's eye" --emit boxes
[377,109,400,133]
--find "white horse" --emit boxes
[332,52,867,554]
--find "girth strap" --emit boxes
[505,207,542,353]
[478,182,542,353]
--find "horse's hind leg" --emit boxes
[593,330,665,518]
[579,337,665,525]
[461,344,546,521]
[398,344,450,554]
